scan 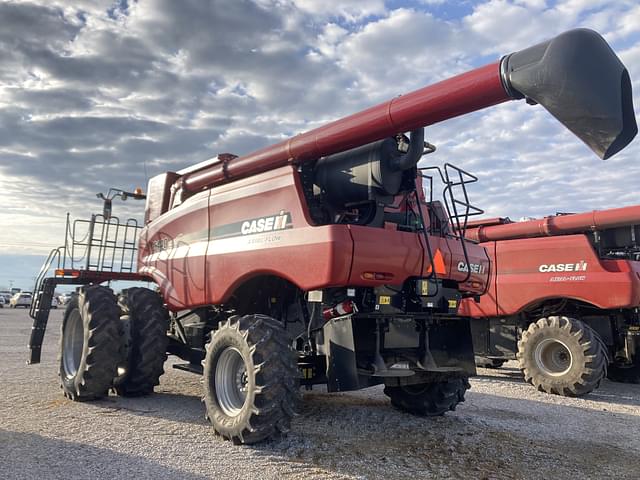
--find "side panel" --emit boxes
[348,225,423,285]
[494,235,640,315]
[138,190,209,310]
[347,225,488,293]
[139,164,497,309]
[450,239,491,295]
[459,242,499,317]
[417,201,490,294]
[205,167,353,304]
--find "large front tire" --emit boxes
[517,316,607,396]
[203,315,300,444]
[114,287,169,396]
[384,377,470,416]
[59,286,123,401]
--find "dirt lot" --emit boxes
[1,307,639,479]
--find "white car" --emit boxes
[0,291,11,303]
[31,292,59,309]
[57,293,72,306]
[10,292,32,308]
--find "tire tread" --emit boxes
[517,316,607,396]
[59,286,123,401]
[384,377,470,416]
[114,287,169,396]
[204,314,301,444]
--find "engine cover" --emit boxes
[313,137,405,207]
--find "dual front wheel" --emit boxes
[59,286,169,400]
[60,286,123,400]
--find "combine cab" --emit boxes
[29,29,636,443]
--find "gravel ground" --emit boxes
[1,307,639,480]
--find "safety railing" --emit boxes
[420,163,484,283]
[29,213,141,318]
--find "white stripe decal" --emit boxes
[141,227,337,264]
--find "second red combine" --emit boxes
[462,205,640,396]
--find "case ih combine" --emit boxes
[461,205,640,396]
[28,29,635,443]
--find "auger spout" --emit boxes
[181,28,636,193]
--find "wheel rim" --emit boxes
[215,347,249,417]
[534,338,573,376]
[62,309,84,378]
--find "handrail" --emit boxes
[29,246,63,318]
[419,163,484,283]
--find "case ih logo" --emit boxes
[240,211,290,235]
[457,262,486,274]
[538,261,587,273]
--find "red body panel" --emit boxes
[459,234,640,318]
[204,167,353,305]
[138,190,210,309]
[460,242,499,318]
[139,167,489,311]
[348,226,422,284]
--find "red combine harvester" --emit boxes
[28,29,636,443]
[461,206,640,396]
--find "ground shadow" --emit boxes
[11,376,640,479]
[475,365,640,408]
[245,388,640,480]
[86,391,208,427]
[585,380,640,408]
[0,429,209,480]
[16,311,640,479]
[475,365,527,384]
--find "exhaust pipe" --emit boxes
[501,28,637,159]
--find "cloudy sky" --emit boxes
[0,0,639,289]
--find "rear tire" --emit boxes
[384,377,470,416]
[203,314,301,444]
[475,356,506,369]
[114,287,170,396]
[607,362,640,383]
[59,286,123,401]
[517,316,607,396]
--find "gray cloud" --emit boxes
[0,0,639,269]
